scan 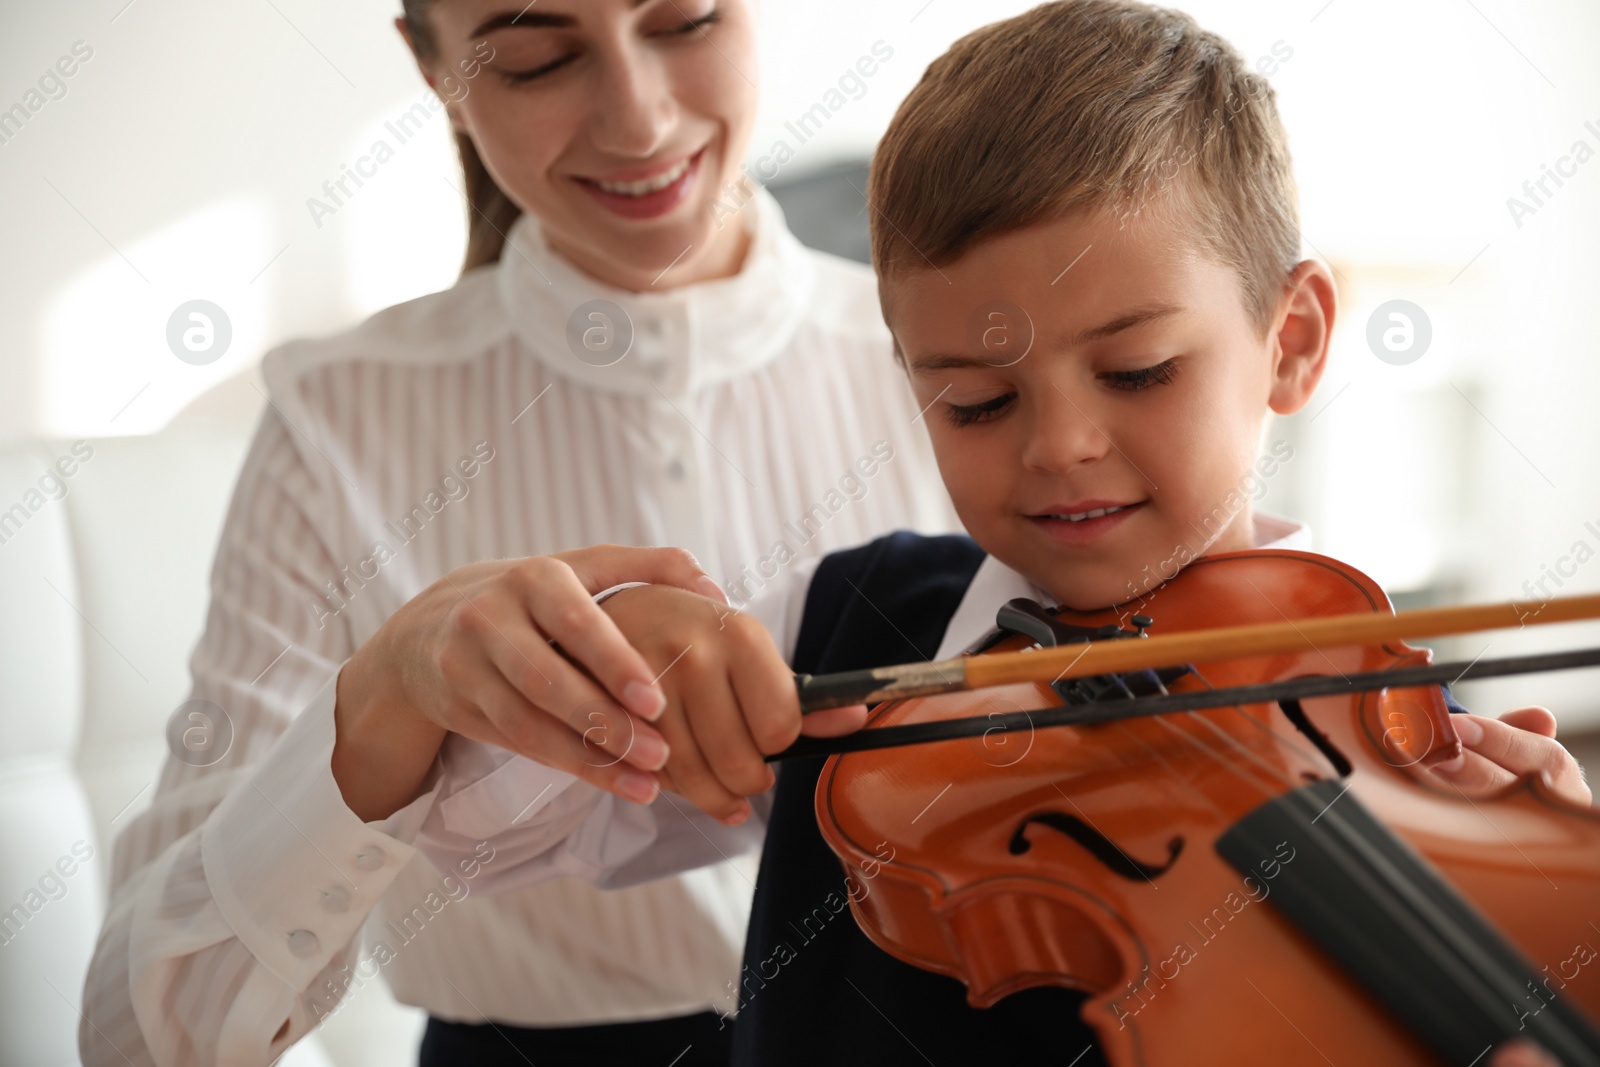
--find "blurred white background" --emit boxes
[9,0,1586,712]
[1,1,1597,1063]
[1,2,1596,718]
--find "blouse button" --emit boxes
[321,886,351,913]
[287,929,321,958]
[353,846,386,871]
[667,458,687,481]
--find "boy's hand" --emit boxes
[1490,1038,1561,1067]
[598,585,868,825]
[1430,707,1591,807]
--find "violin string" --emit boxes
[1110,719,1233,822]
[1173,669,1337,774]
[1098,668,1274,820]
[1183,688,1325,792]
[1145,667,1305,802]
[1023,629,1362,822]
[1018,643,1233,821]
[1151,712,1286,802]
[1070,632,1333,799]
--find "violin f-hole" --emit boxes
[1009,811,1184,881]
[1278,697,1353,777]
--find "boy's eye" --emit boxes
[660,8,723,35]
[1101,358,1179,392]
[945,392,1015,427]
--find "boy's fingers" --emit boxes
[649,682,750,823]
[1430,748,1517,794]
[1488,1038,1562,1067]
[1432,715,1590,806]
[725,631,803,757]
[1498,706,1558,738]
[798,704,870,738]
[683,669,773,797]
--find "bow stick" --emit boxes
[776,592,1600,761]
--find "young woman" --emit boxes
[78,2,953,1064]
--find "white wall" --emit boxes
[3,0,1598,719]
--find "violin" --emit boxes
[790,550,1600,1066]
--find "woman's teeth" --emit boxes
[1047,505,1130,523]
[593,157,692,197]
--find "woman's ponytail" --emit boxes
[402,0,524,274]
[453,129,523,273]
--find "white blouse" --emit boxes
[79,190,957,1067]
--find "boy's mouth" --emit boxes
[1032,500,1144,522]
[1026,500,1146,542]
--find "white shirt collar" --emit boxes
[933,514,1312,660]
[495,188,818,398]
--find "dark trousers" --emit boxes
[419,1010,732,1067]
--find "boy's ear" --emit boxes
[1267,259,1337,416]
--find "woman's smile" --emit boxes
[573,145,707,220]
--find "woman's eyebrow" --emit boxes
[470,0,655,37]
[470,9,575,36]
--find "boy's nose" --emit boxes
[1020,385,1114,473]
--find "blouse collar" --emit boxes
[495,188,818,398]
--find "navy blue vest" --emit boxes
[731,531,1107,1066]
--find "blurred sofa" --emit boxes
[0,376,425,1066]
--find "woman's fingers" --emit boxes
[458,613,671,774]
[1430,713,1591,806]
[465,667,663,805]
[556,544,730,605]
[508,558,668,720]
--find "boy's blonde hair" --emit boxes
[869,0,1300,334]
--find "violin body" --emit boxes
[817,550,1600,1066]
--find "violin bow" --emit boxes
[777,591,1600,761]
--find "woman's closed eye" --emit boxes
[500,52,578,85]
[497,6,723,86]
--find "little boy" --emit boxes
[420,2,1585,1063]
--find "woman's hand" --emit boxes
[331,545,731,822]
[1429,707,1591,808]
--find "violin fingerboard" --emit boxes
[1216,781,1600,1067]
